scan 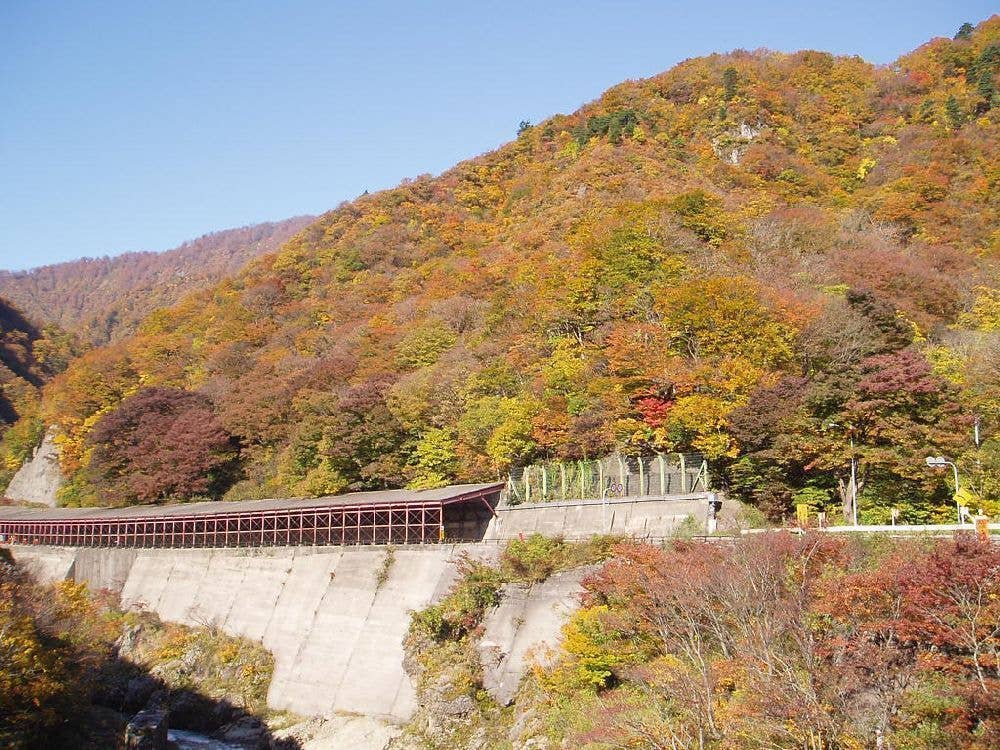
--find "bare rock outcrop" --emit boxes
[477,567,594,705]
[4,428,63,506]
[270,715,401,750]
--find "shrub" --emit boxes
[502,533,625,584]
[410,554,505,642]
[501,534,568,583]
[543,605,625,691]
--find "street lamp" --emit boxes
[924,456,963,524]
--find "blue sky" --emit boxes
[1,1,995,271]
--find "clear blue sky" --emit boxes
[1,1,994,271]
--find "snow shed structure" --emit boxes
[0,483,502,548]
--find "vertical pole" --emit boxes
[618,455,625,495]
[850,437,858,526]
[659,453,666,495]
[951,461,962,524]
[561,462,567,500]
[524,466,531,504]
[679,453,687,493]
[541,465,548,500]
[598,460,604,499]
[579,461,586,499]
[639,455,645,496]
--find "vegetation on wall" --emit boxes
[401,534,621,749]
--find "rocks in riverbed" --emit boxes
[214,715,269,750]
[124,674,161,714]
[123,708,171,750]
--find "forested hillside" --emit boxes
[0,217,313,344]
[0,297,77,490]
[12,19,999,520]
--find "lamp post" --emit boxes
[924,456,962,524]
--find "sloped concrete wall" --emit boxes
[72,547,140,590]
[9,544,492,722]
[486,494,711,540]
[1,497,739,731]
[9,545,77,581]
[7,499,710,722]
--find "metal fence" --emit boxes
[506,453,709,505]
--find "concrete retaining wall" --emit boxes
[10,544,491,721]
[486,494,711,540]
[11,545,77,581]
[7,499,709,722]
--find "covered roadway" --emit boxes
[0,483,503,548]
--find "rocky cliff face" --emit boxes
[4,428,63,505]
[477,568,595,706]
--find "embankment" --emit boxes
[12,544,475,721]
[8,496,712,723]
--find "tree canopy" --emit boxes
[85,387,238,505]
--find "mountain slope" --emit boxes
[28,18,1000,516]
[0,297,77,490]
[0,217,314,344]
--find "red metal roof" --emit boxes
[0,482,504,522]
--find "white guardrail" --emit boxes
[743,523,1000,535]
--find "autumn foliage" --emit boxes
[86,387,238,505]
[548,535,1000,750]
[0,559,118,749]
[0,218,313,345]
[1,18,995,513]
[0,297,78,492]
